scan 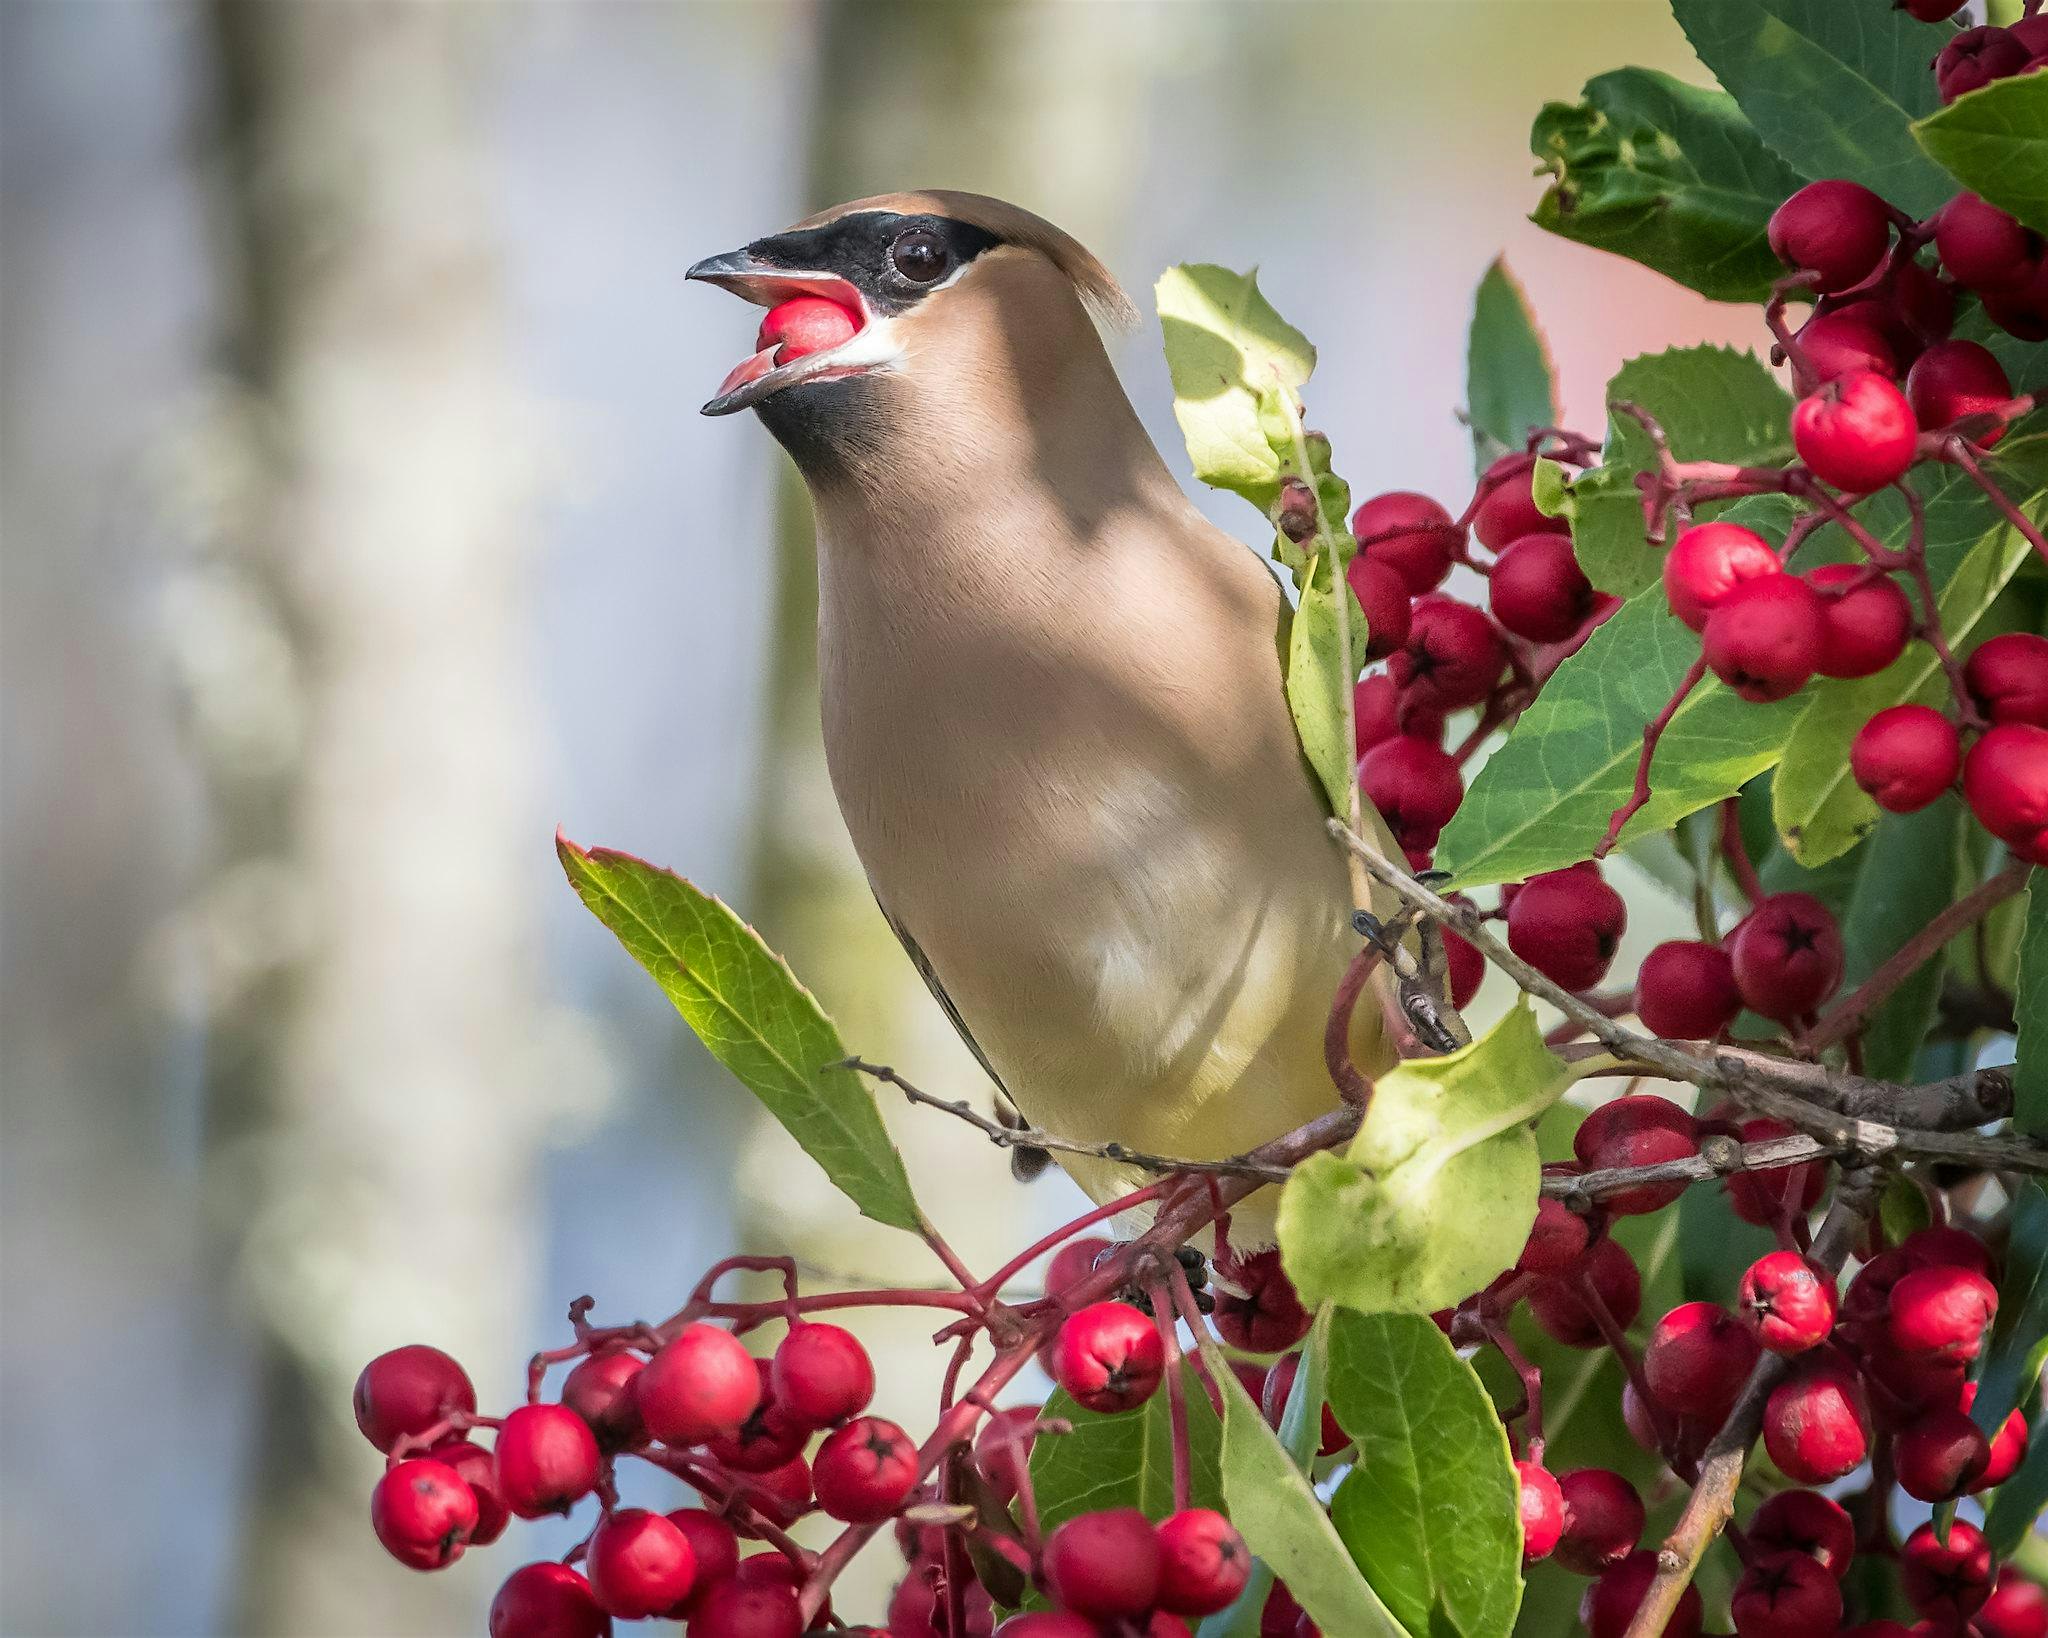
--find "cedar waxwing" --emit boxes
[689,192,1409,1246]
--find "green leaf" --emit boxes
[1157,264,1315,511]
[1201,1338,1407,1638]
[2020,877,2047,1138]
[1467,258,1557,472]
[1570,348,1794,597]
[1974,1182,2048,1449]
[1836,799,1966,1081]
[1027,1370,1225,1537]
[558,837,922,1233]
[1773,477,2043,866]
[1529,68,1809,302]
[1986,1411,2048,1558]
[1914,72,2048,236]
[1669,0,1956,218]
[1278,1007,1570,1314]
[1880,1174,1936,1249]
[1436,586,1807,889]
[1326,1311,1523,1638]
[1288,551,1371,818]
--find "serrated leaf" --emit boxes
[558,836,922,1233]
[1974,1182,2048,1450]
[1914,72,2048,236]
[1467,259,1557,473]
[1571,347,1794,597]
[1773,463,2044,865]
[1027,1369,1224,1538]
[1199,1337,1406,1638]
[2019,878,2047,1139]
[1837,799,1966,1080]
[1669,0,1956,218]
[1529,67,1809,302]
[1278,1007,1569,1314]
[1326,1311,1523,1638]
[1158,264,1315,510]
[1436,586,1807,889]
[1288,551,1371,818]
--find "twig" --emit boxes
[1622,1168,1880,1638]
[1803,861,2032,1051]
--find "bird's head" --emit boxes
[689,191,1136,481]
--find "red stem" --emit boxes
[1151,1281,1193,1515]
[1719,799,1765,906]
[1596,657,1706,857]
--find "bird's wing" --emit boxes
[871,885,1051,1183]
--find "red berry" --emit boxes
[1748,1488,1854,1579]
[588,1508,697,1619]
[811,1416,917,1522]
[1442,919,1485,1009]
[664,1509,741,1614]
[1889,1263,1998,1361]
[1634,940,1740,1040]
[1644,1301,1759,1429]
[1805,563,1913,678]
[1902,1223,1998,1278]
[1358,735,1464,853]
[1389,596,1507,710]
[1517,1195,1590,1277]
[1506,863,1627,993]
[1900,1517,1994,1625]
[1736,1251,1837,1354]
[1573,1094,1697,1215]
[1045,1236,1112,1302]
[704,1361,806,1473]
[1211,1248,1311,1353]
[371,1458,477,1570]
[353,1345,476,1452]
[1052,1301,1165,1414]
[1908,338,2015,445]
[1852,704,1960,813]
[1762,1357,1870,1483]
[1967,722,2048,862]
[427,1437,509,1545]
[1967,632,2048,727]
[1528,1236,1641,1348]
[1769,182,1892,294]
[1352,490,1463,594]
[1864,1343,1967,1424]
[1346,554,1414,661]
[1354,673,1416,755]
[1962,1381,2032,1488]
[1898,0,1966,18]
[1155,1508,1251,1615]
[1580,1550,1704,1638]
[1987,255,2048,341]
[1721,1114,1828,1225]
[1793,371,1919,492]
[1043,1508,1163,1620]
[490,1562,612,1638]
[1731,1550,1843,1638]
[993,1616,1099,1637]
[563,1351,647,1452]
[685,1578,802,1638]
[756,296,857,362]
[1473,454,1569,551]
[1517,1460,1564,1562]
[1936,193,2041,294]
[734,1553,827,1626]
[1980,1568,2048,1638]
[1554,1468,1643,1576]
[771,1323,875,1430]
[1937,26,2031,103]
[727,1455,811,1531]
[1729,893,1843,1022]
[495,1403,602,1518]
[1791,311,1898,384]
[1258,1352,1347,1455]
[1663,522,1781,632]
[1490,532,1596,643]
[637,1324,760,1445]
[1702,573,1825,701]
[1894,1402,1992,1500]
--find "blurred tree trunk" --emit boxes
[737,0,1165,1612]
[201,4,547,1631]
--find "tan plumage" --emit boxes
[692,192,1403,1243]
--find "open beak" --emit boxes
[687,247,877,417]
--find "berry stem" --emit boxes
[1946,434,2048,570]
[1597,657,1707,857]
[1322,940,1384,1108]
[1718,799,1765,906]
[1150,1280,1194,1515]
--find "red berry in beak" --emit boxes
[757,295,859,362]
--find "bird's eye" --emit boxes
[889,229,951,285]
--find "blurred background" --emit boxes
[1,2,1774,1632]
